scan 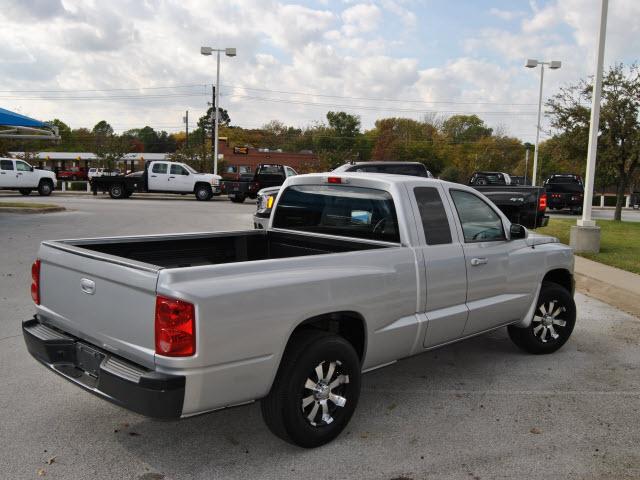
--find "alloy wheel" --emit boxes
[531,300,567,343]
[301,360,349,427]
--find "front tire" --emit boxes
[19,189,32,196]
[109,183,126,199]
[261,330,361,448]
[195,184,213,201]
[508,281,576,354]
[38,180,53,196]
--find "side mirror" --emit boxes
[510,223,527,240]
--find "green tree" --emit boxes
[441,115,493,143]
[547,63,640,220]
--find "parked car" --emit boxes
[24,172,576,448]
[88,168,121,180]
[221,164,298,203]
[90,161,221,200]
[543,174,584,214]
[469,171,512,186]
[254,161,434,228]
[0,157,56,196]
[57,167,87,181]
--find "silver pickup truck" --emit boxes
[23,173,576,448]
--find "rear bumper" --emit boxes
[23,317,185,419]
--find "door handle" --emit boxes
[150,175,157,177]
[17,172,23,175]
[470,257,488,266]
[169,176,175,179]
[0,172,5,174]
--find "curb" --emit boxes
[0,206,66,214]
[575,273,640,319]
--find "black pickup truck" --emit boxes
[543,174,584,214]
[221,164,298,203]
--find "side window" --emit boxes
[16,161,32,172]
[450,190,505,242]
[0,160,14,170]
[170,164,188,175]
[152,163,168,174]
[414,187,452,245]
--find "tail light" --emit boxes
[31,259,41,305]
[538,192,547,211]
[327,177,342,184]
[155,296,196,357]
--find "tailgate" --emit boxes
[36,241,159,368]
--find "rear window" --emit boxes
[0,160,13,170]
[273,185,400,243]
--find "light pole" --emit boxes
[570,0,608,253]
[525,58,561,186]
[200,46,236,175]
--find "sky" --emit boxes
[1,0,639,144]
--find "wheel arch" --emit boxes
[193,181,212,192]
[543,268,574,295]
[287,311,367,364]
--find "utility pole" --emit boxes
[524,148,529,184]
[211,85,216,174]
[183,110,189,148]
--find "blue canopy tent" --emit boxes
[0,107,59,140]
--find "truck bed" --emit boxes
[50,230,388,269]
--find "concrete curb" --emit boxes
[574,257,640,318]
[0,206,66,214]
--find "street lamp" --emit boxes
[201,46,236,175]
[525,58,561,186]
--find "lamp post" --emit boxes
[570,0,608,253]
[200,46,236,175]
[525,58,561,186]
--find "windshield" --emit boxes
[273,184,400,243]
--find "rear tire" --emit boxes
[508,281,576,354]
[108,183,126,199]
[19,189,32,196]
[38,180,53,196]
[229,194,246,203]
[261,330,361,448]
[195,184,213,201]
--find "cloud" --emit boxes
[341,3,382,35]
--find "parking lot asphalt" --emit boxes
[1,195,639,480]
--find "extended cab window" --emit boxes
[170,164,188,175]
[16,161,32,172]
[0,160,14,170]
[450,190,505,242]
[152,163,168,174]
[414,187,452,245]
[273,185,400,243]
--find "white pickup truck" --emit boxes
[23,173,575,448]
[0,157,56,196]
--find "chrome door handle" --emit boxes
[470,257,488,266]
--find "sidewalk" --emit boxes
[574,256,640,318]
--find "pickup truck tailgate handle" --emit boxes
[470,257,488,266]
[80,278,96,295]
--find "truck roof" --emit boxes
[285,171,457,190]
